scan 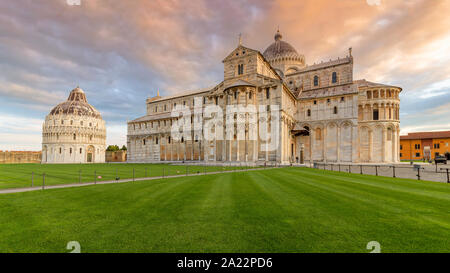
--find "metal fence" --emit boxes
[312,162,450,183]
[0,162,283,192]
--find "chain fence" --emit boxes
[312,162,450,183]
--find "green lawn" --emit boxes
[0,163,256,190]
[0,167,449,253]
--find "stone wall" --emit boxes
[105,150,127,162]
[0,151,42,164]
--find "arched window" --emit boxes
[181,136,184,143]
[266,88,270,99]
[333,106,338,114]
[155,137,158,145]
[307,109,311,117]
[238,64,244,75]
[80,148,82,154]
[332,72,338,84]
[168,136,171,144]
[143,139,146,145]
[73,134,76,140]
[314,75,319,87]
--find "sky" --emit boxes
[1,0,450,151]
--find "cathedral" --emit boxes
[127,30,401,164]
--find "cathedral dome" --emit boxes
[49,87,102,119]
[263,29,303,61]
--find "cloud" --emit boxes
[0,0,450,150]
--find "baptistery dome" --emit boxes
[263,29,305,77]
[50,87,102,118]
[42,87,106,163]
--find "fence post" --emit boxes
[338,164,340,172]
[447,169,449,183]
[145,168,148,177]
[204,164,206,175]
[79,170,81,183]
[94,170,97,184]
[375,165,378,176]
[331,164,333,171]
[417,167,421,180]
[186,165,188,176]
[133,168,135,181]
[42,173,45,190]
[163,167,164,179]
[360,165,363,174]
[392,165,396,178]
[348,165,351,174]
[435,162,438,173]
[32,172,34,187]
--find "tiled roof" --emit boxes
[354,79,401,90]
[400,131,450,140]
[298,84,357,99]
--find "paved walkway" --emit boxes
[0,167,278,195]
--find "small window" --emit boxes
[313,100,317,105]
[215,97,218,105]
[168,136,171,144]
[234,91,237,100]
[373,109,379,120]
[155,106,157,112]
[367,91,372,99]
[73,134,76,140]
[400,153,402,157]
[249,92,252,99]
[59,148,62,154]
[313,75,319,87]
[266,88,270,99]
[164,105,167,111]
[400,145,403,150]
[415,152,420,157]
[80,148,82,154]
[143,139,146,145]
[181,137,184,143]
[327,98,330,103]
[340,97,345,102]
[415,144,421,149]
[70,120,73,125]
[332,72,338,84]
[333,106,338,114]
[307,109,311,117]
[238,64,244,75]
[183,101,186,106]
[70,148,72,154]
[155,137,158,145]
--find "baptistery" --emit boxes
[42,87,106,163]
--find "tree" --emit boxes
[121,145,127,151]
[106,145,120,151]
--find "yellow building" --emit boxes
[400,131,450,161]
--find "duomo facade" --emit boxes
[127,30,401,164]
[42,87,106,163]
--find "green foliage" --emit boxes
[121,145,127,151]
[106,145,120,151]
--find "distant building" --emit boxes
[42,87,106,163]
[127,29,402,164]
[400,131,450,161]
